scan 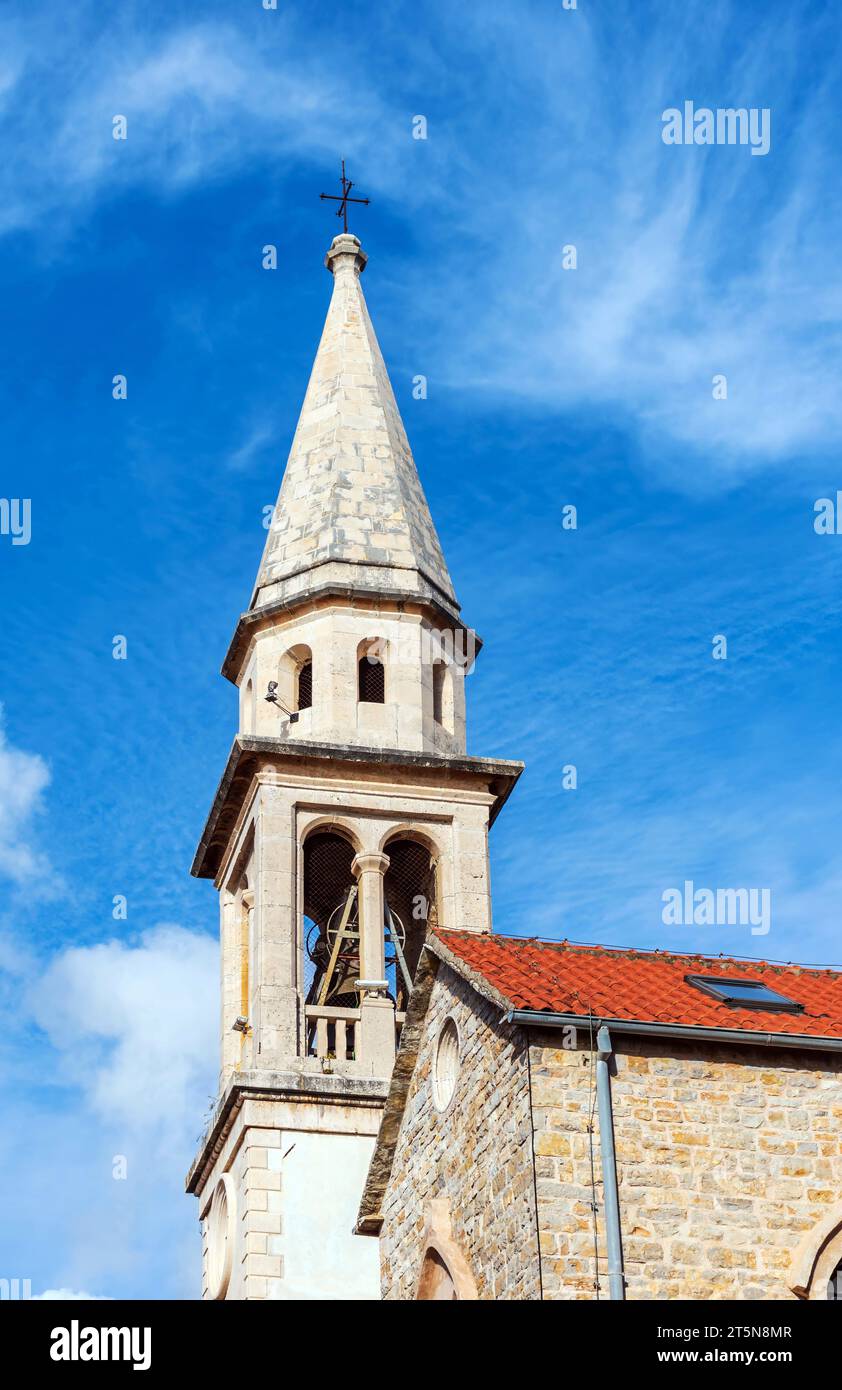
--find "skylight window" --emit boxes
[685,975,804,1013]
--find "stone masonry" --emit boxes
[530,1029,842,1300]
[253,233,458,619]
[379,962,541,1300]
[372,959,842,1300]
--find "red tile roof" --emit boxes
[431,930,842,1039]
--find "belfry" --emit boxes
[186,230,522,1300]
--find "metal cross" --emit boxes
[319,159,370,234]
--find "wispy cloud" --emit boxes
[398,4,842,473]
[226,420,277,473]
[0,8,397,238]
[35,1289,111,1301]
[0,709,55,892]
[4,2,840,471]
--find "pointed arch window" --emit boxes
[417,1249,458,1301]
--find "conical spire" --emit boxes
[251,234,459,619]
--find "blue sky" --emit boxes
[1,0,841,1299]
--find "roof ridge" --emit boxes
[432,927,842,977]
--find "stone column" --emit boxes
[256,786,300,1067]
[352,851,395,1075]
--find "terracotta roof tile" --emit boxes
[431,931,842,1039]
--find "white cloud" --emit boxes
[0,12,397,238]
[392,5,842,475]
[5,2,838,471]
[29,924,218,1146]
[227,420,277,473]
[0,709,53,891]
[4,924,218,1298]
[35,1289,110,1301]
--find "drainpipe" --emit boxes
[596,1025,625,1301]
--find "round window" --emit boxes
[207,1173,236,1300]
[433,1016,460,1112]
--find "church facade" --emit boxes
[187,232,842,1302]
[357,931,842,1300]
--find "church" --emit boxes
[186,226,842,1302]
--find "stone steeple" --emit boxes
[186,231,523,1303]
[252,233,458,621]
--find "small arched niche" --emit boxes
[241,676,256,733]
[358,638,385,704]
[432,661,454,733]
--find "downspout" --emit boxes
[596,1025,625,1301]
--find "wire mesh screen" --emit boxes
[303,832,358,1005]
[384,839,435,1008]
[358,657,385,703]
[302,831,435,1012]
[297,661,312,710]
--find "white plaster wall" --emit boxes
[276,1130,380,1300]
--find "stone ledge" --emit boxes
[185,1069,391,1197]
[223,574,468,683]
[192,736,524,879]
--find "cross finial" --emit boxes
[319,159,370,235]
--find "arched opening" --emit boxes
[277,644,313,716]
[413,1201,479,1301]
[383,836,436,1011]
[297,659,312,711]
[303,830,359,1009]
[417,1249,458,1301]
[242,677,255,733]
[789,1203,842,1300]
[358,638,385,703]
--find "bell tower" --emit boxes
[186,231,522,1300]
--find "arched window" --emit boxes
[828,1258,842,1301]
[383,836,436,1009]
[297,659,312,711]
[358,639,385,703]
[302,830,360,1060]
[276,645,313,716]
[242,677,255,733]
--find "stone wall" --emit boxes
[529,1029,842,1300]
[378,963,541,1300]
